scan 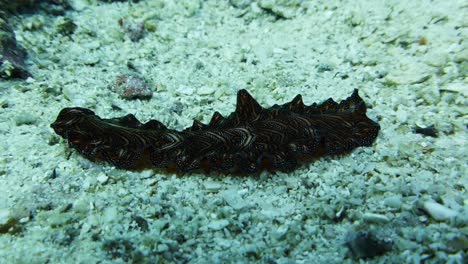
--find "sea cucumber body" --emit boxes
[51,89,380,174]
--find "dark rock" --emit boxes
[56,17,77,36]
[131,215,149,232]
[413,124,438,138]
[345,231,393,259]
[0,15,30,79]
[0,217,23,235]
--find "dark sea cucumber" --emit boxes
[50,89,380,174]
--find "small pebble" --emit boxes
[423,201,458,221]
[317,63,333,73]
[103,207,118,223]
[222,190,247,211]
[208,219,229,230]
[198,86,215,95]
[384,195,402,209]
[203,181,223,192]
[110,74,152,100]
[273,185,287,195]
[362,213,390,224]
[384,63,431,85]
[15,112,36,125]
[273,225,288,240]
[119,19,145,42]
[178,86,194,95]
[72,198,89,214]
[443,81,468,97]
[229,0,252,9]
[96,173,109,184]
[156,243,169,253]
[0,208,10,225]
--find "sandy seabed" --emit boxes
[0,0,467,263]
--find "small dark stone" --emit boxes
[173,233,186,244]
[91,232,100,241]
[345,231,393,259]
[56,17,77,35]
[334,206,348,222]
[339,73,349,79]
[60,203,73,213]
[317,63,333,73]
[376,70,388,79]
[171,101,184,115]
[111,104,123,111]
[413,124,438,138]
[131,215,149,232]
[0,217,22,234]
[48,167,58,179]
